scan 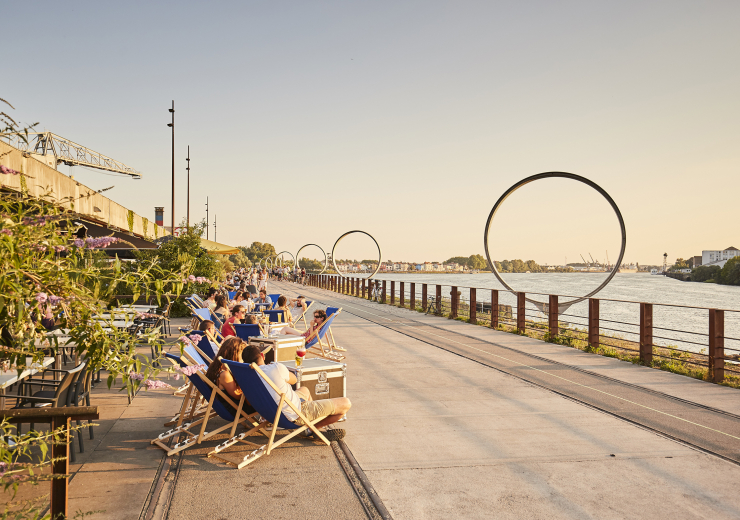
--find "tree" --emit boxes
[691,265,721,282]
[672,258,690,271]
[468,254,487,270]
[445,256,470,268]
[299,257,325,272]
[242,242,276,263]
[229,250,252,269]
[720,257,740,285]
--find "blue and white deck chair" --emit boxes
[268,294,281,309]
[324,307,346,352]
[234,324,262,342]
[228,291,237,300]
[208,359,330,469]
[253,302,271,313]
[191,294,207,308]
[305,309,344,361]
[152,353,259,457]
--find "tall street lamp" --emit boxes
[167,101,175,233]
[186,145,190,228]
[205,197,209,240]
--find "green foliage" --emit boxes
[228,250,252,269]
[299,257,325,272]
[468,254,487,270]
[497,259,543,273]
[126,209,134,233]
[691,265,720,282]
[720,256,740,285]
[444,256,470,267]
[241,242,276,263]
[671,258,689,271]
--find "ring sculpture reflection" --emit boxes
[295,244,328,275]
[331,230,382,280]
[276,250,296,267]
[483,172,626,313]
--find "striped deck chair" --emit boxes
[305,310,344,362]
[208,359,331,469]
[152,353,259,456]
[324,307,346,352]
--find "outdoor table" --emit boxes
[0,357,55,409]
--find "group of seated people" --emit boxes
[193,312,350,441]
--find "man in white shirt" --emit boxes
[242,345,350,440]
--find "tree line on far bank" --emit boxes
[689,257,740,286]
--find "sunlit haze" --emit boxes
[4,1,739,266]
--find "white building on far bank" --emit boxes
[702,247,740,268]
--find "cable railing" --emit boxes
[307,273,740,385]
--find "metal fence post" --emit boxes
[410,283,416,310]
[451,286,458,318]
[382,280,387,303]
[491,290,499,328]
[589,298,600,349]
[517,292,525,333]
[400,282,405,308]
[390,281,395,305]
[709,309,725,383]
[422,284,428,311]
[470,288,477,325]
[548,295,558,338]
[640,303,653,365]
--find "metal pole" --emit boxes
[205,197,209,240]
[214,215,217,241]
[167,101,175,233]
[186,145,190,228]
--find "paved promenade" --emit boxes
[276,280,740,519]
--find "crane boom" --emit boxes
[0,131,141,179]
[580,254,589,267]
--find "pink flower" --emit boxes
[0,229,11,236]
[0,165,19,175]
[143,379,172,390]
[175,364,207,377]
[53,245,66,253]
[188,275,196,282]
[49,295,63,306]
[129,371,144,381]
[73,238,85,248]
[35,292,48,304]
[188,333,203,344]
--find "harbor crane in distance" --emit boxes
[606,250,610,270]
[0,131,142,179]
[580,254,590,268]
[589,252,598,267]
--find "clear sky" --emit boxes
[4,1,739,266]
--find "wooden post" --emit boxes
[51,415,71,519]
[588,299,600,349]
[517,292,525,333]
[451,286,458,318]
[436,285,442,315]
[640,303,653,365]
[491,289,499,328]
[390,281,395,304]
[400,282,405,308]
[382,280,387,303]
[356,278,360,296]
[709,309,725,383]
[469,288,477,325]
[422,284,428,311]
[548,295,558,338]
[362,279,366,299]
[410,283,416,310]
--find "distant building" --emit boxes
[702,247,740,268]
[691,255,702,267]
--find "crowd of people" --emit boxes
[223,265,308,293]
[190,269,350,441]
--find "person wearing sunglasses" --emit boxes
[279,309,327,338]
[221,305,246,337]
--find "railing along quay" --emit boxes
[306,274,740,384]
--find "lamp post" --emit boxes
[167,101,175,233]
[214,215,217,242]
[186,145,190,228]
[205,197,209,240]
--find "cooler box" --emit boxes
[248,335,305,364]
[283,358,347,401]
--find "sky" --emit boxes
[3,1,739,266]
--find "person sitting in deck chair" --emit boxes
[254,289,272,308]
[205,337,254,416]
[240,345,350,440]
[279,309,326,337]
[289,296,308,323]
[198,319,220,352]
[221,305,246,338]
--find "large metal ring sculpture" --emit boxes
[295,244,328,275]
[484,172,626,312]
[331,230,382,280]
[276,250,295,267]
[263,256,273,269]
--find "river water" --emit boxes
[367,272,740,357]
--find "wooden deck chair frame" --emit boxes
[304,310,345,362]
[294,301,314,331]
[151,353,260,456]
[324,307,345,352]
[208,360,331,469]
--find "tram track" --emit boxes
[287,283,740,466]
